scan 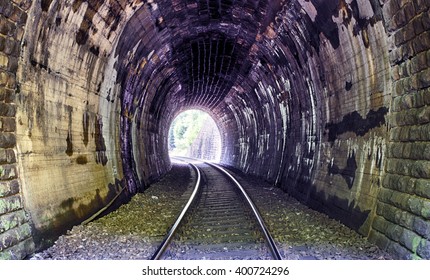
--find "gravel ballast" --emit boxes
[31,161,393,260]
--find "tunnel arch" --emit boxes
[167,108,222,161]
[0,0,429,259]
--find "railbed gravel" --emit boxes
[31,161,394,260]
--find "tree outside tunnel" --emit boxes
[168,110,221,162]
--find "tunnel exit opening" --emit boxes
[168,109,221,162]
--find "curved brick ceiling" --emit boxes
[4,0,428,259]
[114,0,282,192]
[19,0,388,246]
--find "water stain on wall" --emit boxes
[76,155,88,165]
[328,151,358,189]
[65,106,73,156]
[325,107,388,142]
[82,111,90,147]
[31,178,127,252]
[94,116,108,166]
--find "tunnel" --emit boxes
[0,0,429,260]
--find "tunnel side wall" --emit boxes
[12,0,126,252]
[218,0,430,259]
[0,0,150,255]
[0,0,35,260]
[219,0,392,238]
[369,0,430,259]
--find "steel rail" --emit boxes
[206,162,283,260]
[150,160,201,260]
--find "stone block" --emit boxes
[380,204,415,234]
[402,2,417,22]
[400,62,411,79]
[422,10,430,30]
[387,158,413,176]
[403,41,416,61]
[406,196,423,215]
[410,73,420,91]
[417,106,430,124]
[0,223,31,251]
[398,227,423,253]
[397,209,417,230]
[0,71,15,89]
[412,14,426,36]
[419,88,430,105]
[378,201,397,222]
[0,209,27,233]
[389,142,406,158]
[3,38,19,56]
[394,30,405,47]
[0,16,16,37]
[7,56,17,72]
[11,0,32,11]
[409,143,430,160]
[417,68,430,89]
[6,148,15,163]
[0,179,19,197]
[3,88,14,103]
[382,0,400,24]
[410,51,428,74]
[0,53,8,69]
[394,7,407,29]
[379,188,412,211]
[403,22,416,42]
[387,240,416,259]
[404,126,417,141]
[15,25,23,41]
[383,173,416,194]
[0,103,15,117]
[0,163,17,180]
[413,0,429,14]
[386,221,404,242]
[0,237,34,260]
[4,38,20,57]
[392,65,401,81]
[416,239,430,258]
[393,79,405,96]
[8,5,24,24]
[389,127,403,141]
[414,32,430,54]
[410,161,430,179]
[421,199,430,219]
[0,0,14,18]
[415,179,430,199]
[0,117,16,132]
[368,228,390,250]
[371,214,389,233]
[417,88,430,107]
[413,216,430,238]
[0,195,21,214]
[0,132,16,148]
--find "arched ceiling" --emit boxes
[14,0,398,251]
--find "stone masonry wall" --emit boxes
[0,0,35,259]
[369,0,430,259]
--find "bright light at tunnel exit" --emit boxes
[168,109,221,162]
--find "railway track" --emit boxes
[151,158,282,260]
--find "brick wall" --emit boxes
[0,0,34,259]
[369,0,430,259]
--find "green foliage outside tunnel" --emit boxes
[169,110,210,156]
